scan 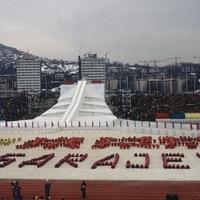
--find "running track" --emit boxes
[0,180,200,200]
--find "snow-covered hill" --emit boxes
[0,43,78,75]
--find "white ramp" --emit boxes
[35,80,116,123]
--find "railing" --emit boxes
[0,119,200,137]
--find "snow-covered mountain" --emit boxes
[0,43,78,75]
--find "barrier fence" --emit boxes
[156,112,200,120]
[0,119,200,132]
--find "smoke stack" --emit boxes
[78,56,81,80]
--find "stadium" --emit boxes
[0,80,200,199]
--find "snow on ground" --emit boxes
[0,129,200,181]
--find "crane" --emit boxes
[193,56,200,63]
[149,59,166,68]
[166,57,181,66]
[138,60,149,66]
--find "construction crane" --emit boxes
[149,59,158,67]
[149,59,166,68]
[166,57,181,66]
[138,60,151,75]
[138,60,149,66]
[193,56,200,63]
[138,59,165,67]
[105,52,108,59]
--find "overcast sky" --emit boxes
[0,0,200,64]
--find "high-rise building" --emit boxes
[17,58,41,94]
[81,53,106,82]
[0,74,16,91]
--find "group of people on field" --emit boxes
[11,180,87,200]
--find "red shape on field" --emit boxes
[161,153,190,169]
[126,153,150,169]
[91,153,119,169]
[0,153,25,168]
[18,153,54,168]
[55,153,88,168]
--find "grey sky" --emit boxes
[0,0,200,64]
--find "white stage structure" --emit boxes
[35,80,116,123]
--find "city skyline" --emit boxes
[0,0,200,63]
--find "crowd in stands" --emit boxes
[1,93,200,122]
[0,93,28,121]
[109,94,200,121]
[0,91,58,121]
